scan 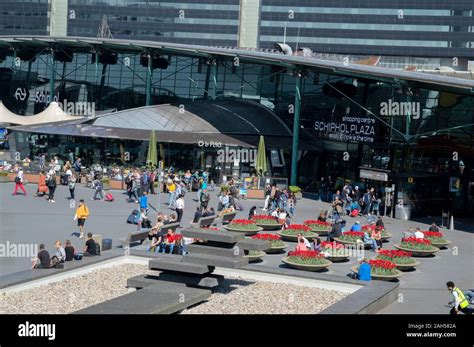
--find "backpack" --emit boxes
[95,242,101,256]
[127,209,140,224]
[125,176,132,185]
[14,176,21,183]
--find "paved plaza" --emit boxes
[0,182,472,314]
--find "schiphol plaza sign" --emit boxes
[314,115,376,143]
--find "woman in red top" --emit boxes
[160,229,176,254]
[36,171,48,197]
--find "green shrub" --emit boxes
[289,185,301,193]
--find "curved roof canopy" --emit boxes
[0,101,84,126]
[10,99,299,149]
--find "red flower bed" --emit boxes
[286,250,330,265]
[400,237,435,251]
[288,250,323,258]
[421,231,444,238]
[251,214,281,225]
[228,219,259,230]
[338,231,364,243]
[304,220,331,226]
[368,259,398,276]
[280,224,314,236]
[378,249,412,258]
[252,233,285,247]
[231,219,256,225]
[251,233,281,241]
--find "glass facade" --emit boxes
[260,0,474,57]
[0,42,473,217]
[67,0,240,46]
[0,0,49,36]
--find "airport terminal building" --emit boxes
[0,1,473,218]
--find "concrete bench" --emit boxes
[158,222,180,234]
[190,215,216,228]
[127,273,224,290]
[74,281,211,314]
[120,230,150,247]
[213,211,237,227]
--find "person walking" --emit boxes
[200,188,210,212]
[68,174,76,200]
[175,194,185,223]
[46,170,57,203]
[74,199,90,239]
[447,281,471,315]
[12,168,27,196]
[139,191,149,212]
[92,175,104,200]
[36,171,48,197]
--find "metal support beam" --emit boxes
[210,60,217,100]
[146,53,153,106]
[49,49,56,104]
[290,74,302,186]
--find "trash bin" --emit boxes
[395,204,411,220]
[102,238,112,251]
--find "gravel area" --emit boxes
[182,276,348,314]
[0,264,151,314]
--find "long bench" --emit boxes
[120,222,180,247]
[190,215,215,228]
[212,211,237,227]
[74,281,211,314]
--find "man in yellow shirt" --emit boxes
[74,199,90,239]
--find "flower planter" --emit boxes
[324,251,351,262]
[394,244,439,257]
[333,237,357,246]
[223,225,263,236]
[255,222,284,231]
[393,259,420,271]
[351,266,403,281]
[109,179,123,190]
[265,244,288,254]
[0,175,10,183]
[246,189,265,199]
[277,231,319,242]
[282,257,332,272]
[244,250,266,262]
[427,239,451,249]
[381,231,392,242]
[23,173,40,184]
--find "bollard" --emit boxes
[449,215,454,231]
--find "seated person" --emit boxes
[203,207,215,217]
[358,258,371,281]
[371,228,383,249]
[327,221,342,242]
[168,213,178,224]
[428,222,439,232]
[83,233,97,256]
[414,228,424,239]
[54,240,66,263]
[376,216,385,229]
[163,215,171,225]
[363,230,379,252]
[160,229,176,254]
[295,238,307,252]
[350,221,361,232]
[31,244,51,269]
[139,208,152,230]
[312,238,321,252]
[297,233,311,250]
[317,211,327,222]
[147,228,162,253]
[192,207,202,223]
[64,240,76,261]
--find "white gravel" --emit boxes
[182,276,348,314]
[0,264,152,314]
[1,265,348,314]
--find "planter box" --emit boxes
[428,239,451,249]
[102,182,111,190]
[255,222,284,231]
[282,257,332,272]
[109,179,123,190]
[351,266,403,281]
[394,244,440,257]
[277,231,319,242]
[244,250,266,263]
[324,250,351,262]
[265,244,288,254]
[0,175,10,183]
[23,173,41,184]
[246,189,265,199]
[223,225,263,236]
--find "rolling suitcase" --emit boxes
[105,193,114,202]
